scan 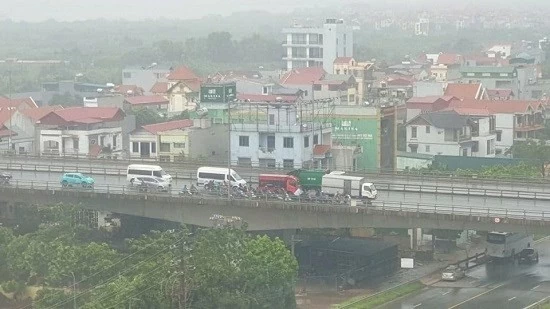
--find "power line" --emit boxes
[40,235,188,309]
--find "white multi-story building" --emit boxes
[230,102,332,169]
[406,110,496,157]
[283,18,353,73]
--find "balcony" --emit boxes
[515,123,544,132]
[458,134,472,142]
[257,147,277,159]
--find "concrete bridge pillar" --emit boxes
[0,200,16,220]
[409,228,422,250]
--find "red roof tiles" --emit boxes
[437,53,463,65]
[313,144,331,156]
[150,82,170,94]
[40,107,124,125]
[487,89,514,98]
[167,66,200,81]
[142,119,194,134]
[124,95,169,106]
[444,83,482,100]
[0,97,38,110]
[280,67,326,85]
[21,106,64,122]
[448,100,543,114]
[334,57,354,64]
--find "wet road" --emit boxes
[5,170,550,216]
[380,238,550,309]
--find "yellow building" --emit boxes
[333,57,375,104]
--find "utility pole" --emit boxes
[70,271,77,309]
[227,92,232,201]
[7,58,13,153]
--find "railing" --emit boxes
[4,162,550,195]
[2,153,550,185]
[1,181,550,222]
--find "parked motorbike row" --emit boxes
[179,181,354,205]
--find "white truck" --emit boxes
[321,171,378,200]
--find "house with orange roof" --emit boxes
[128,118,227,162]
[37,107,125,157]
[0,105,64,154]
[447,100,545,155]
[430,53,464,82]
[444,83,487,100]
[166,66,201,114]
[122,64,171,94]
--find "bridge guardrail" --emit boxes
[2,154,550,187]
[3,165,550,199]
[1,181,549,222]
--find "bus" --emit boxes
[127,164,172,185]
[486,232,533,259]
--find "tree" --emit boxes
[132,108,165,127]
[48,92,82,107]
[511,140,550,177]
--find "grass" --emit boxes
[333,281,425,309]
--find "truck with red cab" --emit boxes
[258,174,303,196]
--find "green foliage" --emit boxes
[454,162,541,179]
[48,92,82,107]
[1,204,298,309]
[511,140,550,177]
[132,108,166,127]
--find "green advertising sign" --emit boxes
[329,117,380,170]
[200,83,236,103]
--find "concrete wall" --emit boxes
[2,187,550,233]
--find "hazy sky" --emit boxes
[1,0,330,21]
[0,0,541,22]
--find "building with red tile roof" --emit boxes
[141,119,194,134]
[436,53,464,66]
[333,57,354,65]
[167,66,200,81]
[0,97,38,111]
[38,107,125,157]
[444,83,486,100]
[486,89,514,100]
[20,106,64,122]
[280,67,326,85]
[123,95,170,113]
[150,81,170,94]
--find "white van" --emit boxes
[196,167,246,187]
[127,164,172,185]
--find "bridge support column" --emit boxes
[409,228,422,250]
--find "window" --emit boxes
[462,148,468,156]
[283,137,294,148]
[73,139,79,150]
[123,72,132,79]
[267,136,275,150]
[313,84,322,91]
[425,145,430,152]
[426,126,430,134]
[269,114,275,125]
[160,143,170,152]
[159,156,171,162]
[112,136,117,148]
[239,136,249,147]
[151,142,156,153]
[132,142,139,153]
[411,127,417,138]
[173,142,185,148]
[496,131,502,142]
[472,141,479,152]
[304,136,309,148]
[313,134,319,145]
[487,140,491,155]
[262,86,269,95]
[283,159,294,168]
[238,157,252,167]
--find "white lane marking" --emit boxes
[508,296,517,301]
[531,285,540,290]
[413,304,422,308]
[442,291,451,296]
[448,282,506,309]
[523,296,550,309]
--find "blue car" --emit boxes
[61,173,95,188]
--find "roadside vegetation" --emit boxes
[0,204,298,309]
[333,281,424,309]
